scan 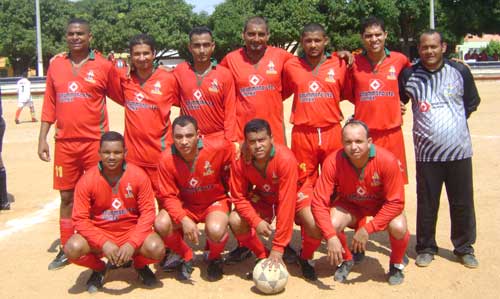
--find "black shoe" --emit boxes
[48,247,69,270]
[178,259,194,280]
[225,246,252,264]
[353,251,365,264]
[298,258,317,281]
[207,259,224,281]
[137,265,158,286]
[86,269,106,293]
[161,250,182,272]
[459,253,479,269]
[0,201,10,210]
[415,253,434,267]
[334,260,354,283]
[283,245,299,264]
[388,264,405,285]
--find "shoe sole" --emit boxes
[48,261,70,271]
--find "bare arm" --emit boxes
[38,121,52,162]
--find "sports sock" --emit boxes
[389,230,410,264]
[299,227,321,260]
[60,218,74,246]
[162,230,193,261]
[207,232,229,260]
[338,231,353,261]
[69,254,106,271]
[133,255,158,269]
[235,229,267,259]
[15,108,22,121]
[29,104,36,120]
[0,167,7,206]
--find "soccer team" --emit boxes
[37,15,480,293]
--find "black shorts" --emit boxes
[0,116,5,153]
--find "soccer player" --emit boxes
[173,26,237,143]
[399,30,480,268]
[229,119,322,281]
[155,115,232,281]
[15,72,37,124]
[343,16,411,183]
[312,120,409,285]
[38,18,121,270]
[64,131,164,293]
[0,92,9,210]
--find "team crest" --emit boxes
[84,70,96,83]
[124,183,134,198]
[325,68,336,82]
[135,92,145,102]
[371,172,381,187]
[387,65,397,80]
[266,61,277,75]
[203,161,214,176]
[208,79,219,93]
[299,163,307,173]
[297,191,309,202]
[151,81,162,95]
[272,172,279,184]
[111,198,122,210]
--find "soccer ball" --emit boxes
[252,258,289,294]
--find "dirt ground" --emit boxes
[0,81,498,299]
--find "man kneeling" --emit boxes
[312,120,409,285]
[64,131,164,293]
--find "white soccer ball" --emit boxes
[252,258,289,294]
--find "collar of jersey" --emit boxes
[300,51,332,59]
[188,57,218,68]
[98,160,127,172]
[171,139,204,156]
[66,49,96,60]
[342,143,376,159]
[418,58,448,73]
[362,48,390,57]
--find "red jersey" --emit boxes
[72,163,156,250]
[42,50,121,140]
[158,138,232,224]
[173,61,237,141]
[344,50,411,130]
[312,145,404,239]
[112,68,178,167]
[283,53,347,127]
[220,47,293,143]
[230,144,297,252]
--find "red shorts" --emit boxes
[296,183,313,213]
[185,199,230,223]
[371,127,408,184]
[141,165,160,198]
[53,139,100,190]
[291,124,342,186]
[333,200,379,223]
[88,230,154,253]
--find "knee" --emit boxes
[229,212,248,235]
[64,236,86,259]
[388,218,408,240]
[206,223,228,242]
[60,191,74,207]
[142,235,165,260]
[154,212,173,237]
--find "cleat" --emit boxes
[353,251,365,264]
[207,259,224,281]
[48,247,70,270]
[388,264,405,285]
[161,251,182,272]
[415,253,434,267]
[178,259,194,280]
[283,245,299,264]
[298,258,317,281]
[86,269,106,293]
[459,254,479,269]
[137,265,158,286]
[334,260,354,283]
[0,201,10,211]
[225,246,252,264]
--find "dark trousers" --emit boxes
[415,158,476,256]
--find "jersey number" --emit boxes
[55,166,63,178]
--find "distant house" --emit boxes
[457,34,500,61]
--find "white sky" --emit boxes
[186,0,224,14]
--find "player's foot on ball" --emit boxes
[207,259,224,281]
[334,260,354,283]
[415,253,434,267]
[459,253,479,269]
[225,246,252,264]
[298,258,317,281]
[161,250,182,272]
[283,245,299,264]
[86,269,106,293]
[388,264,405,285]
[137,265,158,286]
[353,251,365,264]
[48,247,70,270]
[178,259,194,280]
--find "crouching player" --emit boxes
[311,120,409,285]
[155,116,232,281]
[64,131,164,293]
[229,119,322,281]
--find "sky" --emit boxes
[186,0,224,14]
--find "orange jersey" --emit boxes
[230,144,297,252]
[220,47,294,143]
[312,145,405,239]
[72,163,156,250]
[42,50,121,140]
[283,53,347,127]
[344,51,411,130]
[112,68,178,167]
[157,138,232,224]
[173,62,237,141]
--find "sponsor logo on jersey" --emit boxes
[359,79,394,101]
[186,89,213,110]
[418,101,431,112]
[370,79,383,90]
[68,81,79,92]
[59,81,92,103]
[84,70,96,83]
[249,74,263,86]
[325,68,336,82]
[203,161,214,176]
[387,66,397,80]
[266,61,277,75]
[356,185,367,196]
[125,183,134,198]
[111,198,122,210]
[151,81,162,95]
[263,184,271,192]
[135,92,145,102]
[371,172,381,187]
[240,74,275,97]
[309,80,320,92]
[189,177,199,187]
[208,79,219,93]
[298,81,333,103]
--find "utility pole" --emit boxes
[430,0,435,29]
[35,0,44,76]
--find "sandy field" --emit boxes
[0,81,498,299]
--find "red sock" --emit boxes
[300,230,322,260]
[15,108,22,120]
[389,230,410,264]
[235,229,267,259]
[69,254,106,271]
[60,218,74,247]
[162,230,193,261]
[337,231,352,261]
[207,232,229,260]
[134,255,159,269]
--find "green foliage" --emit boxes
[485,41,500,56]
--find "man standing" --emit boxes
[15,72,37,124]
[64,131,163,293]
[0,91,9,210]
[38,18,120,270]
[155,116,232,281]
[312,120,409,285]
[344,16,411,183]
[399,30,480,268]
